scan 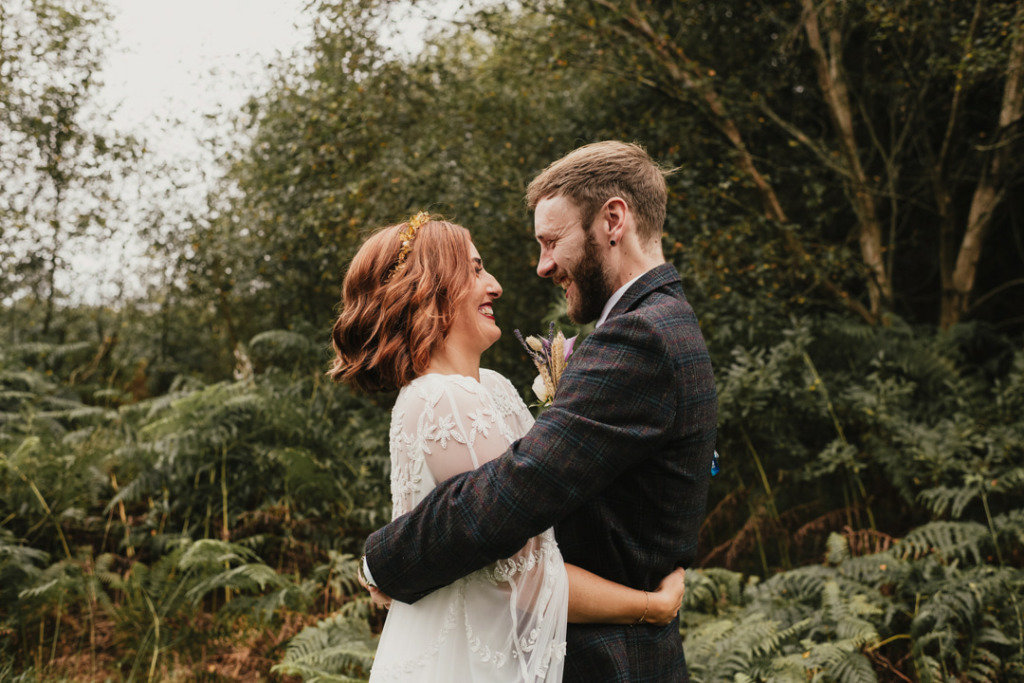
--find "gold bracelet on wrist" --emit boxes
[633,590,650,626]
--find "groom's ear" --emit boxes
[601,197,629,244]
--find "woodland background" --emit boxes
[2,0,1024,680]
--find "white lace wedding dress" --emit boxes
[369,370,568,682]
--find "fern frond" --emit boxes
[682,567,745,615]
[893,521,988,564]
[185,563,284,603]
[826,532,850,565]
[829,651,876,683]
[274,611,377,681]
[993,509,1024,547]
[178,538,260,570]
[918,483,982,519]
[0,370,57,394]
[910,565,1021,679]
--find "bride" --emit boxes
[329,213,685,682]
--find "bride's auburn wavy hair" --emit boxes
[329,218,474,393]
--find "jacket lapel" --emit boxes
[604,263,682,322]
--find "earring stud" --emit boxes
[610,240,616,246]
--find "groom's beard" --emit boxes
[567,230,614,324]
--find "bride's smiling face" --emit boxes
[446,241,503,355]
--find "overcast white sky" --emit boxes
[67,0,462,303]
[99,0,312,144]
[63,0,311,302]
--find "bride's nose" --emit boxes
[486,274,502,300]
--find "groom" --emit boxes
[363,141,717,681]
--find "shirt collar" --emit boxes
[595,272,645,328]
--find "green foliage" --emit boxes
[109,361,390,554]
[702,314,1024,574]
[0,324,389,676]
[182,0,660,387]
[2,0,1024,680]
[248,329,322,373]
[683,529,1024,682]
[0,528,49,628]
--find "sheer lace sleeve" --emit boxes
[389,374,516,516]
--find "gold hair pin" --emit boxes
[388,211,430,281]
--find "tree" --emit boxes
[0,0,136,333]
[185,0,624,383]
[938,0,1024,326]
[530,0,1024,328]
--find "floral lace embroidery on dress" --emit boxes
[387,412,422,517]
[370,594,460,679]
[369,371,568,682]
[477,530,560,585]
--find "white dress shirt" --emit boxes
[595,272,645,328]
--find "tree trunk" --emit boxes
[218,288,240,353]
[934,1,984,328]
[935,177,959,322]
[940,1,1024,328]
[800,0,890,317]
[42,185,62,335]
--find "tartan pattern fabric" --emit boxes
[365,263,717,681]
[562,619,688,682]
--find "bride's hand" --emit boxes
[357,565,393,610]
[644,567,686,625]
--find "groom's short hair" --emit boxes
[526,141,670,244]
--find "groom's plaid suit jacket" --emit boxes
[365,263,717,682]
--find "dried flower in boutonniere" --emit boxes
[514,322,576,407]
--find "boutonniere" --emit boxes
[515,322,721,477]
[515,323,576,407]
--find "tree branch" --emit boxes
[800,0,890,314]
[756,98,853,179]
[969,277,1024,313]
[940,0,985,171]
